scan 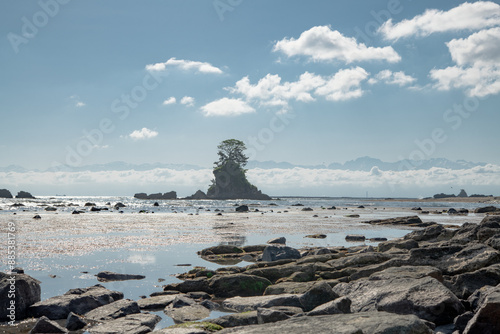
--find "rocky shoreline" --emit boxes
[2,214,500,333]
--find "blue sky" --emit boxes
[1,1,500,196]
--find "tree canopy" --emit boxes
[214,139,248,168]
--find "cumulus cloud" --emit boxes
[145,57,223,74]
[75,101,86,107]
[430,27,500,97]
[224,68,369,111]
[274,25,401,63]
[315,67,369,101]
[162,97,176,105]
[369,70,417,86]
[128,128,158,140]
[200,98,255,117]
[379,1,500,40]
[180,96,195,107]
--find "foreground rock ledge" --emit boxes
[217,311,432,334]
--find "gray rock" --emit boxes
[474,206,499,213]
[445,263,500,299]
[164,304,210,323]
[96,271,146,282]
[409,243,500,275]
[345,235,365,242]
[362,215,428,227]
[262,245,301,262]
[0,272,41,321]
[333,274,464,325]
[164,277,210,293]
[29,316,68,333]
[256,306,302,324]
[307,296,351,316]
[89,312,160,334]
[245,262,312,283]
[327,252,392,270]
[29,285,123,320]
[264,281,317,295]
[378,239,418,252]
[199,245,244,256]
[208,274,272,298]
[369,265,443,282]
[85,299,140,321]
[137,295,177,310]
[211,311,259,328]
[267,237,286,245]
[235,205,249,212]
[217,311,433,334]
[467,285,498,312]
[65,312,87,331]
[463,289,500,334]
[0,189,13,198]
[222,294,302,312]
[298,281,339,312]
[454,311,474,333]
[404,225,447,242]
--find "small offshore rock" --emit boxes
[267,237,286,245]
[345,235,365,242]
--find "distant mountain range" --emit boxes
[0,157,489,173]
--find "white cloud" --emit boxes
[75,101,86,108]
[273,25,401,63]
[369,70,417,86]
[200,98,255,117]
[180,96,195,107]
[128,128,158,140]
[314,67,369,101]
[447,27,500,66]
[162,97,176,105]
[227,68,369,110]
[145,57,223,74]
[430,27,500,97]
[379,1,500,40]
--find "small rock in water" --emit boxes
[305,234,327,239]
[345,235,366,242]
[267,237,286,245]
[33,215,41,219]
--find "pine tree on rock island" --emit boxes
[207,139,271,200]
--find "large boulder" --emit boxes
[85,299,140,321]
[298,281,339,312]
[29,316,68,333]
[408,243,500,275]
[474,206,500,213]
[211,311,259,328]
[464,288,500,334]
[307,296,351,316]
[333,269,464,325]
[217,312,433,334]
[264,281,317,295]
[262,245,301,262]
[445,264,500,299]
[0,189,13,198]
[28,285,123,320]
[208,274,272,298]
[137,295,177,310]
[163,295,210,323]
[88,312,161,334]
[0,272,41,321]
[404,225,448,242]
[222,294,303,312]
[16,191,35,199]
[163,277,210,294]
